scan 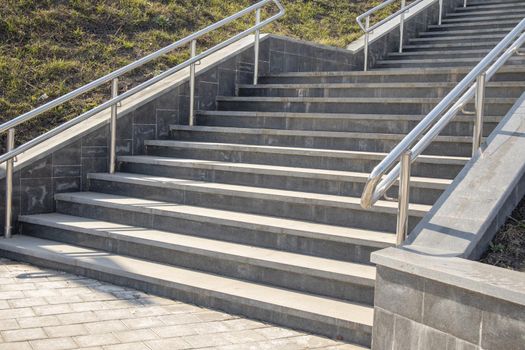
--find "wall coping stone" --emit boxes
[372,247,525,307]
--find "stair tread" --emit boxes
[19,213,376,285]
[379,57,525,64]
[118,155,452,189]
[170,125,472,143]
[216,96,514,103]
[0,235,374,327]
[54,191,396,247]
[197,110,503,122]
[263,65,525,77]
[87,172,431,216]
[145,140,470,164]
[238,81,525,88]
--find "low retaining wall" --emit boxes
[371,94,525,350]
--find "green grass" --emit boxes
[0,0,393,148]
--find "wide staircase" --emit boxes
[3,0,525,347]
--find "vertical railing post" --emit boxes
[399,0,406,53]
[472,73,486,156]
[438,0,444,25]
[109,78,119,174]
[4,128,15,238]
[189,40,197,126]
[396,150,412,246]
[253,8,261,85]
[364,16,370,71]
[464,0,467,7]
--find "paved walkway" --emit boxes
[0,257,363,350]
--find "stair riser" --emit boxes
[389,51,492,60]
[0,248,372,346]
[118,161,444,205]
[87,178,423,232]
[446,9,525,17]
[403,42,502,52]
[377,60,525,69]
[410,35,507,45]
[54,199,387,264]
[217,100,513,116]
[21,223,374,304]
[146,145,466,179]
[237,86,522,99]
[442,14,524,23]
[258,71,525,84]
[428,22,518,31]
[196,114,498,137]
[170,130,472,157]
[419,29,513,37]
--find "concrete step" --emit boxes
[195,110,500,137]
[53,191,395,264]
[388,49,494,60]
[409,33,507,44]
[0,235,374,346]
[376,57,525,69]
[86,172,430,232]
[237,81,525,98]
[456,2,525,11]
[117,155,450,205]
[402,41,501,52]
[418,28,513,37]
[427,19,520,31]
[441,12,525,23]
[462,0,524,8]
[216,96,515,116]
[19,213,377,304]
[169,125,474,157]
[259,66,525,84]
[445,8,525,17]
[144,140,469,179]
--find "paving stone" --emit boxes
[74,333,120,347]
[145,338,192,350]
[84,320,128,334]
[0,319,19,331]
[183,332,233,348]
[18,315,61,328]
[121,316,165,330]
[30,337,78,350]
[113,329,158,343]
[103,342,150,350]
[0,342,32,350]
[156,313,202,325]
[1,327,47,342]
[151,324,198,338]
[0,308,34,320]
[58,311,99,324]
[8,297,47,308]
[254,326,301,340]
[33,303,74,316]
[44,324,89,337]
[223,329,268,344]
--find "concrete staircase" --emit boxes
[2,0,524,347]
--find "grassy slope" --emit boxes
[0,0,392,147]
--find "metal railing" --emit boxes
[360,18,525,245]
[357,0,448,71]
[0,0,285,238]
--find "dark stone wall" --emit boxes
[373,266,525,350]
[0,35,359,234]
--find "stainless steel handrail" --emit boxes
[0,0,285,237]
[361,18,525,244]
[356,0,445,71]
